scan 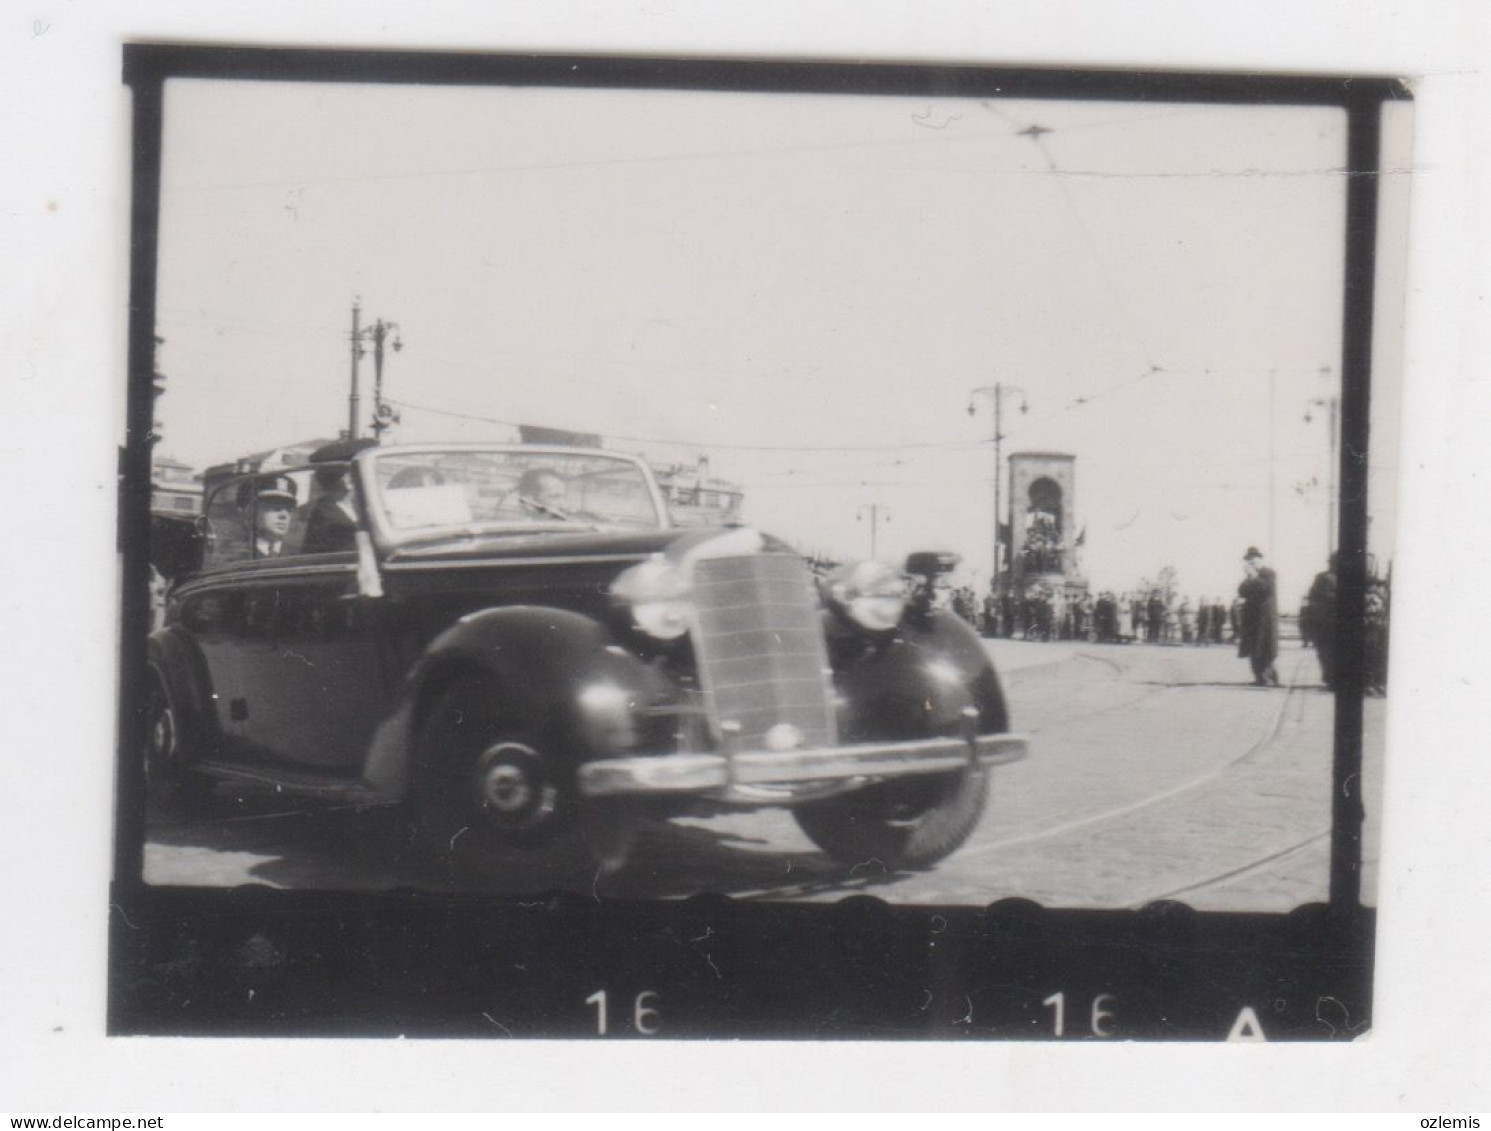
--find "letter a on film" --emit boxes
[1226,1006,1268,1042]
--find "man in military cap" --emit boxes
[239,474,298,558]
[1237,546,1280,686]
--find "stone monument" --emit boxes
[1007,451,1088,599]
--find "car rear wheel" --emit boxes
[409,677,637,887]
[143,671,210,814]
[791,766,988,871]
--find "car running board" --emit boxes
[192,760,383,804]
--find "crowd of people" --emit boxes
[944,545,1390,695]
[949,585,1241,647]
[1298,553,1391,697]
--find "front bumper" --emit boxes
[576,729,1029,798]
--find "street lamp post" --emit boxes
[347,300,362,440]
[348,298,404,441]
[1268,368,1276,558]
[968,383,1027,596]
[856,503,890,559]
[1305,389,1340,558]
[368,318,404,440]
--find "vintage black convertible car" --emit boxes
[145,441,1028,880]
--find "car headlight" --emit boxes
[611,556,692,640]
[827,560,908,632]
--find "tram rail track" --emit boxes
[953,649,1308,863]
[731,647,1320,906]
[1134,828,1330,906]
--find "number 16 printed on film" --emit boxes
[586,990,662,1036]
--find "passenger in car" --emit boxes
[296,466,359,555]
[238,475,298,558]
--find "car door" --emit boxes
[235,467,391,774]
[176,476,260,761]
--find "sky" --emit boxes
[155,78,1408,607]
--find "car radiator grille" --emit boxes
[690,553,838,752]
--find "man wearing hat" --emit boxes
[1303,553,1340,689]
[296,467,359,555]
[1237,546,1280,686]
[239,474,298,558]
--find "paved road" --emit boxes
[143,640,1385,911]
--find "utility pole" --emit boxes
[348,300,362,440]
[1306,376,1340,558]
[856,503,890,559]
[968,383,1027,595]
[348,298,403,441]
[150,333,167,447]
[368,318,403,440]
[1268,368,1277,557]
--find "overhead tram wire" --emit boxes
[738,473,1277,492]
[984,103,1166,401]
[385,390,1279,493]
[989,362,1171,446]
[384,397,988,455]
[983,106,1344,534]
[993,360,1329,446]
[175,116,1296,197]
[176,116,1087,196]
[390,362,1244,474]
[389,360,1208,462]
[388,389,1288,493]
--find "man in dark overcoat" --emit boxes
[1303,554,1339,688]
[1237,546,1280,686]
[296,466,360,555]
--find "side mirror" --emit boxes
[150,512,206,581]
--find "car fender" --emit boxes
[362,605,674,800]
[830,609,1010,743]
[145,626,220,761]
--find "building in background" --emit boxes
[202,437,341,502]
[150,454,204,515]
[651,456,745,528]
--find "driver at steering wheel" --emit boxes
[515,467,571,520]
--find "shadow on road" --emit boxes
[602,820,912,901]
[144,788,903,900]
[1128,679,1311,690]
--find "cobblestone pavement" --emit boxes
[142,639,1385,911]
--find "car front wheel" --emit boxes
[410,677,637,886]
[792,766,989,871]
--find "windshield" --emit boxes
[367,448,665,538]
